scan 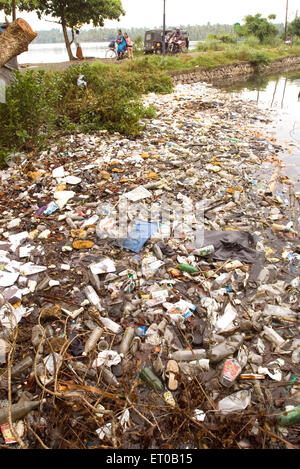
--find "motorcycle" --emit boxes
[167,37,187,54]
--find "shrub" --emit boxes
[0,70,57,155]
[248,50,272,66]
[196,40,225,52]
[133,35,144,55]
[0,62,168,166]
[244,35,261,48]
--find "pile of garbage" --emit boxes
[0,81,299,449]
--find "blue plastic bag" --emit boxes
[116,220,159,253]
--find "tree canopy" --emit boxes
[19,0,125,28]
[0,0,38,16]
[238,14,279,43]
[288,17,300,38]
[17,0,125,59]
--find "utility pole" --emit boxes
[284,0,289,41]
[162,0,166,58]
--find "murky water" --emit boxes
[219,71,300,190]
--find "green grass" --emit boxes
[117,41,300,73]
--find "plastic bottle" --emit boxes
[0,400,42,425]
[209,333,244,364]
[99,317,123,335]
[102,367,120,387]
[83,327,103,356]
[192,245,215,257]
[11,356,33,377]
[139,367,165,393]
[119,327,135,356]
[84,286,103,312]
[271,223,296,234]
[97,339,109,351]
[71,361,97,380]
[263,326,285,347]
[32,324,44,348]
[219,358,242,387]
[169,349,206,361]
[153,244,163,260]
[176,263,199,273]
[44,324,54,338]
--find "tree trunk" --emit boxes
[0,18,37,68]
[12,0,16,21]
[62,23,76,61]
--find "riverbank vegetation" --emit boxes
[0,61,173,167]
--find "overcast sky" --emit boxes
[1,0,299,30]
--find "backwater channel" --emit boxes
[219,70,300,192]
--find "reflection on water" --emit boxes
[220,71,300,190]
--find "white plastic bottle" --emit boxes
[83,327,103,356]
[84,285,103,312]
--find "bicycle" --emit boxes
[105,40,128,60]
[105,40,117,59]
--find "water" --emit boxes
[18,41,198,64]
[220,71,300,191]
[18,42,111,64]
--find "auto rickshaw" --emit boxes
[144,29,189,55]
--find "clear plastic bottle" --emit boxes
[99,317,123,335]
[219,358,242,387]
[263,326,285,347]
[102,367,120,387]
[119,327,135,356]
[169,349,206,361]
[192,245,215,257]
[83,326,103,356]
[209,333,244,364]
[84,285,103,312]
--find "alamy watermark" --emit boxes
[96,196,206,248]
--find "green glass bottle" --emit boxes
[139,367,165,393]
[176,263,199,273]
[276,405,300,426]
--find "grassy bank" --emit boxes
[1,41,300,168]
[0,61,173,168]
[125,41,300,71]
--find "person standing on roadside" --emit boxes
[124,32,134,59]
[75,29,83,60]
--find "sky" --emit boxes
[1,0,299,30]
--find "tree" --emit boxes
[18,0,125,60]
[238,14,279,43]
[0,0,37,17]
[288,17,300,38]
